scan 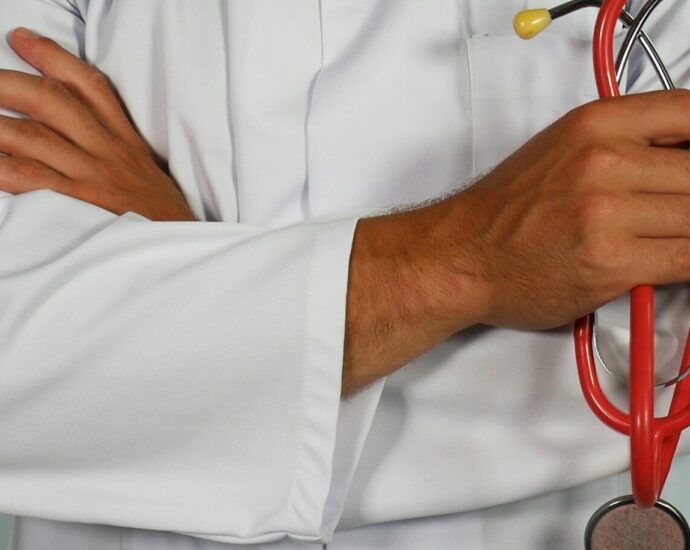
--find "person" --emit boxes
[0,1,689,549]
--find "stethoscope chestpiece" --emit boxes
[585,495,690,550]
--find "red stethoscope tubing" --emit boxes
[575,0,690,508]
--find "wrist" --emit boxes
[343,198,487,395]
[425,192,492,329]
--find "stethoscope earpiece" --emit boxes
[513,9,553,39]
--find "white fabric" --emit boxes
[0,0,688,549]
[0,0,383,545]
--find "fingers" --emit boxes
[10,28,142,149]
[568,141,690,196]
[0,69,112,156]
[620,193,690,238]
[0,156,74,195]
[622,91,690,146]
[9,28,145,149]
[577,90,690,146]
[0,115,95,179]
[621,146,690,194]
[584,235,690,290]
[633,238,690,287]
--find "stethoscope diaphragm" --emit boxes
[585,495,690,550]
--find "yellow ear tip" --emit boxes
[513,9,552,40]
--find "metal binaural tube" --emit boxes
[615,0,674,89]
[515,0,674,90]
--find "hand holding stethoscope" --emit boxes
[516,1,690,548]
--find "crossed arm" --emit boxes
[4,29,690,399]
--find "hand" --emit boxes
[345,90,690,393]
[0,27,196,221]
[445,90,690,329]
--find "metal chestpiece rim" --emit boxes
[585,495,690,550]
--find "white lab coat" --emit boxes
[0,1,689,549]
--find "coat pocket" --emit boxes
[467,32,598,176]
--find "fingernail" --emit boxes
[13,27,39,42]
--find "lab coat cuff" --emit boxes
[321,378,385,540]
[288,216,384,542]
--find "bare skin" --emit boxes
[2,28,690,397]
[345,93,690,393]
[0,28,196,221]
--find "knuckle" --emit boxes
[111,142,145,169]
[88,70,113,94]
[669,89,690,111]
[35,36,58,51]
[574,192,619,232]
[665,88,690,107]
[564,101,606,135]
[13,120,47,141]
[579,235,622,275]
[569,144,621,182]
[91,157,123,183]
[38,76,73,102]
[672,243,690,274]
[13,159,43,181]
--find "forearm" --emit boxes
[344,86,690,395]
[0,188,361,539]
[343,196,487,396]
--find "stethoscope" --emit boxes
[515,1,690,548]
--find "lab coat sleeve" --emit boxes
[0,1,381,544]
